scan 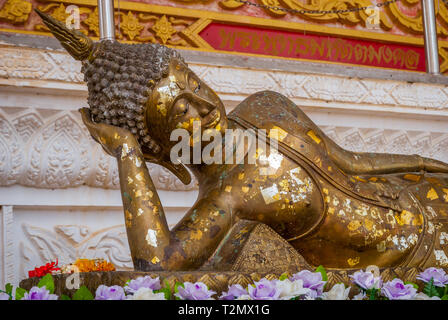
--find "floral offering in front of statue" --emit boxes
[5,266,448,300]
[60,258,116,273]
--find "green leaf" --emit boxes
[174,282,184,293]
[37,273,55,294]
[278,273,289,281]
[367,288,378,300]
[72,286,94,300]
[423,278,440,298]
[441,295,448,300]
[60,294,71,300]
[5,283,13,296]
[15,287,26,300]
[315,265,328,282]
[315,265,328,290]
[155,287,171,300]
[404,281,419,290]
[436,286,445,297]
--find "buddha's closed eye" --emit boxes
[179,102,189,115]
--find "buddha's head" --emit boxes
[37,10,227,184]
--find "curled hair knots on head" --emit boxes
[81,40,185,154]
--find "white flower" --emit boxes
[412,292,441,300]
[321,283,350,300]
[352,292,366,300]
[235,294,252,300]
[126,287,166,300]
[276,279,312,300]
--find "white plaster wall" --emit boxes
[1,43,448,288]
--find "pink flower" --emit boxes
[22,286,58,300]
[219,284,248,300]
[290,270,326,297]
[417,267,448,287]
[125,276,161,294]
[175,282,216,300]
[381,279,417,300]
[248,279,280,300]
[350,270,382,290]
[95,285,125,300]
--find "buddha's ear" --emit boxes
[142,151,192,185]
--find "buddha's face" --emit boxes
[146,58,228,157]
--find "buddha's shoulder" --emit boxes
[230,90,294,114]
[228,90,314,133]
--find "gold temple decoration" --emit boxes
[0,0,32,24]
[38,10,448,272]
[259,0,287,16]
[219,0,245,9]
[119,11,144,40]
[4,0,448,73]
[83,6,99,37]
[35,2,69,30]
[152,15,177,44]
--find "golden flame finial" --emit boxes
[35,8,94,61]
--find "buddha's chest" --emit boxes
[222,155,325,240]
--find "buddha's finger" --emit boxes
[423,157,448,173]
[79,108,103,143]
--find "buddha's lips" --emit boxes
[203,110,221,129]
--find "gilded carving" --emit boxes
[82,6,99,37]
[0,0,32,24]
[219,0,245,9]
[35,3,69,30]
[119,11,143,40]
[151,15,177,44]
[259,0,286,16]
[3,0,448,72]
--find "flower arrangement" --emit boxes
[27,258,115,277]
[2,266,448,300]
[68,258,116,273]
[28,259,61,278]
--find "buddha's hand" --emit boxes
[79,108,139,157]
[421,156,448,173]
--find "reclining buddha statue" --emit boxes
[37,10,448,273]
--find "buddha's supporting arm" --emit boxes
[80,108,231,270]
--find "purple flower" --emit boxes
[22,286,58,300]
[381,279,417,300]
[0,292,10,300]
[248,278,280,300]
[290,270,326,297]
[95,285,125,300]
[219,284,248,300]
[350,270,382,290]
[175,282,216,300]
[417,267,448,287]
[125,276,161,294]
